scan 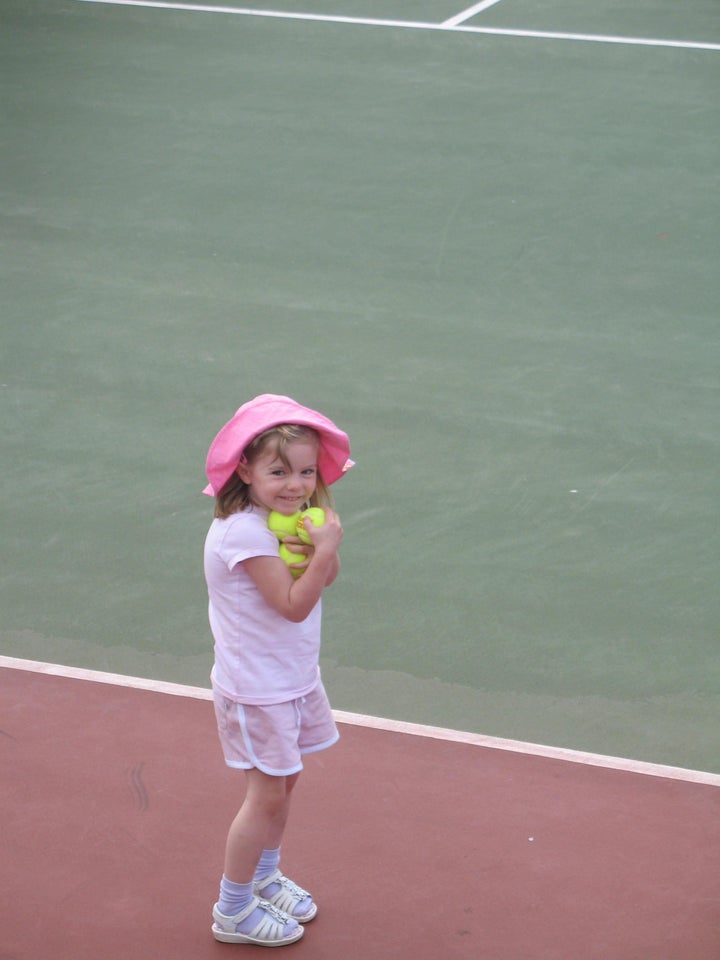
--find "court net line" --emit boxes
[73,0,720,52]
[3,655,719,787]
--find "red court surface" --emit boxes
[2,662,719,960]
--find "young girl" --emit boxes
[202,394,354,947]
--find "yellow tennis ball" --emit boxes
[297,508,325,544]
[279,543,304,577]
[267,510,301,540]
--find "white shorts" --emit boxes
[212,681,339,777]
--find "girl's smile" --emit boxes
[238,440,319,515]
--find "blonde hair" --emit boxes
[214,424,333,519]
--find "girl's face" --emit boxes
[237,439,319,515]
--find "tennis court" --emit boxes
[1,1,719,955]
[3,0,719,769]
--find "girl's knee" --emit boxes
[246,770,292,812]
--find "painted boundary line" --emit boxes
[3,655,719,786]
[443,0,507,29]
[72,0,720,52]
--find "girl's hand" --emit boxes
[280,536,312,576]
[281,510,343,576]
[300,508,343,552]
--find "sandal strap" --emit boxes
[214,896,293,934]
[256,869,313,916]
[248,899,296,941]
[258,869,310,898]
[225,895,263,926]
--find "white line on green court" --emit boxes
[443,0,508,29]
[3,655,720,786]
[73,0,720,52]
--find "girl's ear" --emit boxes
[236,463,251,484]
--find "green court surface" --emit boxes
[475,0,720,44]
[2,0,718,771]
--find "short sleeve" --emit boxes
[217,511,280,571]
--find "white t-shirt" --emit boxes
[204,506,322,705]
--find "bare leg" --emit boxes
[224,769,300,882]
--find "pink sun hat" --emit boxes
[203,394,355,496]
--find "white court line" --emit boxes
[443,0,507,29]
[3,655,719,786]
[72,0,720,52]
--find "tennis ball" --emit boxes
[268,510,301,540]
[279,542,304,578]
[297,508,326,544]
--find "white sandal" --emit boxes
[255,869,318,923]
[211,896,304,946]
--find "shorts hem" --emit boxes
[300,731,340,756]
[225,757,304,777]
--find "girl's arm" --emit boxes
[323,552,340,587]
[242,509,343,623]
